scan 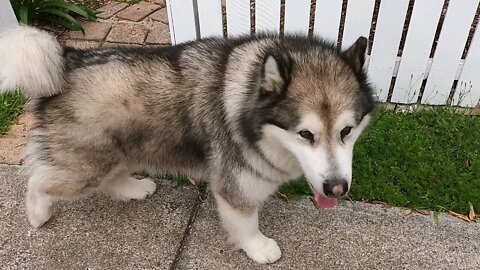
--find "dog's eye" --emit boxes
[298,130,314,143]
[340,126,353,142]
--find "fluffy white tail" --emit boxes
[0,25,64,98]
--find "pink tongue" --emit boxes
[313,189,337,208]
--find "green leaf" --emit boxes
[36,8,84,33]
[19,5,31,25]
[84,7,98,18]
[40,15,84,33]
[36,1,96,21]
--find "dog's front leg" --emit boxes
[213,192,281,264]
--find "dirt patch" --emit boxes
[0,112,35,165]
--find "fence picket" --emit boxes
[284,0,311,35]
[454,27,480,107]
[342,0,375,49]
[0,0,18,33]
[313,0,343,43]
[197,0,223,39]
[256,0,281,34]
[367,0,409,102]
[392,0,444,104]
[226,0,251,37]
[166,0,196,44]
[422,0,479,105]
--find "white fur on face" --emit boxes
[331,113,371,188]
[260,111,371,196]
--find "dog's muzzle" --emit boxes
[323,178,349,198]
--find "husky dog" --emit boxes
[0,26,374,264]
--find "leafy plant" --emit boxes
[10,0,97,33]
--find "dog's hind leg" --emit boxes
[25,164,101,228]
[25,172,55,228]
[25,161,156,228]
[25,162,125,228]
[100,174,157,201]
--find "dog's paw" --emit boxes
[127,178,157,200]
[26,194,53,228]
[28,208,52,228]
[109,177,157,200]
[242,234,282,264]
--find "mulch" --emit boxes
[69,0,114,10]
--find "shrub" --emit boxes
[10,0,97,33]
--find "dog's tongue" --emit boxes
[313,189,337,208]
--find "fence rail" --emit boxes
[166,0,480,108]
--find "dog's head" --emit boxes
[235,36,375,208]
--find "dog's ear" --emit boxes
[260,51,292,95]
[342,37,367,74]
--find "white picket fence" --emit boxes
[0,0,479,107]
[166,0,480,108]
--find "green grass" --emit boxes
[280,108,480,215]
[0,93,25,135]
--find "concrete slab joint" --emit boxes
[175,193,480,269]
[0,165,199,269]
[1,165,479,269]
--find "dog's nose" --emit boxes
[323,178,348,198]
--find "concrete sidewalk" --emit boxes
[1,164,479,270]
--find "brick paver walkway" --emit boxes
[64,0,170,49]
[0,0,171,165]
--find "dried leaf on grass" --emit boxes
[415,210,430,216]
[465,159,472,170]
[401,209,412,216]
[346,194,355,205]
[277,192,290,203]
[188,177,196,186]
[468,202,475,221]
[448,211,472,222]
[365,200,386,205]
[361,198,386,205]
[188,177,205,202]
